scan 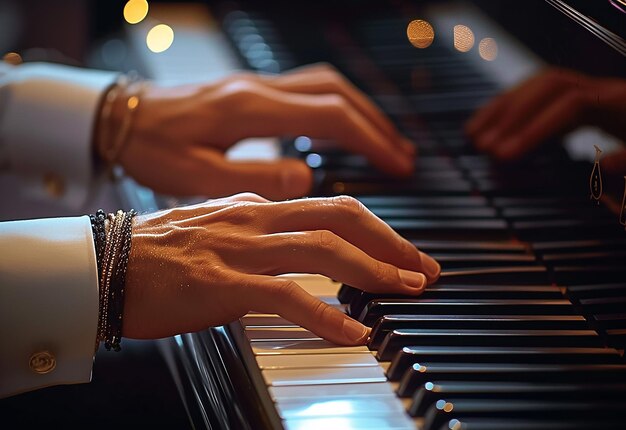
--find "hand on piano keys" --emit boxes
[99,64,416,202]
[121,193,440,345]
[466,68,626,163]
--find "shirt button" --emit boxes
[29,351,56,374]
[43,172,65,198]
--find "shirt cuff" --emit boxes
[0,215,99,398]
[0,63,118,209]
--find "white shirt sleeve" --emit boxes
[0,216,99,398]
[0,62,118,209]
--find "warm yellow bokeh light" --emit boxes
[124,0,149,25]
[2,52,22,65]
[407,19,434,49]
[453,25,475,52]
[146,24,174,53]
[478,37,498,61]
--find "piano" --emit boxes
[113,0,626,429]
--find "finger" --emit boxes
[241,275,370,345]
[215,192,272,204]
[476,69,584,153]
[150,146,313,200]
[263,64,415,156]
[252,196,440,281]
[492,90,586,161]
[222,82,414,176]
[232,230,428,294]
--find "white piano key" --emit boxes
[257,353,379,370]
[252,339,369,355]
[263,366,386,386]
[284,415,415,430]
[277,395,405,419]
[246,327,321,341]
[269,383,396,401]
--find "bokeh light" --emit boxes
[407,19,434,49]
[146,24,174,53]
[124,0,149,25]
[478,37,498,61]
[453,25,475,52]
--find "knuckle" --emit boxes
[311,299,333,323]
[274,280,300,301]
[218,79,259,104]
[372,260,396,285]
[314,229,339,252]
[233,192,267,203]
[332,195,366,219]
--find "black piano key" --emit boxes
[567,283,626,300]
[337,284,359,304]
[377,329,603,361]
[359,299,576,326]
[357,196,489,208]
[431,253,538,268]
[387,346,622,381]
[541,251,626,266]
[388,220,510,241]
[605,329,626,348]
[438,267,550,285]
[368,207,497,219]
[326,179,473,196]
[412,240,528,254]
[369,315,589,350]
[349,285,562,320]
[423,399,626,430]
[531,238,626,254]
[593,313,626,329]
[397,363,626,397]
[553,265,626,285]
[512,219,618,241]
[410,381,626,418]
[579,296,626,314]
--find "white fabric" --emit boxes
[0,62,117,208]
[0,215,99,398]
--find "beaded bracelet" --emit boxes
[90,208,137,352]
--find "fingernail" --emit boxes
[399,269,427,290]
[342,318,369,343]
[420,252,441,280]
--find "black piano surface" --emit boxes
[161,1,626,429]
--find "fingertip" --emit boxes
[399,269,427,290]
[341,318,370,345]
[419,251,441,282]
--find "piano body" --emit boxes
[113,1,626,429]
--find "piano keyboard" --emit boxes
[124,2,626,429]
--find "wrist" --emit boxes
[94,74,147,171]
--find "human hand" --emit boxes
[122,193,440,345]
[466,68,626,161]
[98,64,415,200]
